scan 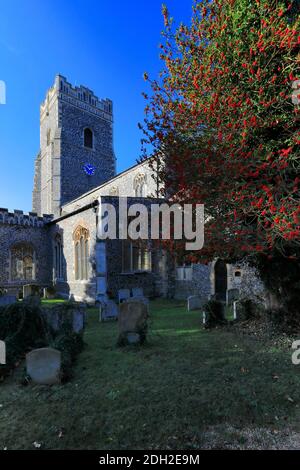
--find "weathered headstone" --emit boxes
[23,284,40,299]
[99,300,119,322]
[26,348,61,385]
[40,304,85,334]
[118,299,148,345]
[118,289,130,304]
[0,295,17,307]
[187,295,203,311]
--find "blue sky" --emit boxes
[0,0,192,212]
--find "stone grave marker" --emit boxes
[99,299,119,322]
[72,308,85,333]
[187,295,203,311]
[0,340,6,365]
[26,348,61,385]
[23,284,40,299]
[233,301,238,320]
[118,289,130,304]
[41,304,85,334]
[226,288,240,305]
[43,287,56,300]
[132,287,143,298]
[131,287,149,306]
[118,299,148,345]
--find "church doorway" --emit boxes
[214,259,227,301]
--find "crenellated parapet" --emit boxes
[0,209,53,227]
[40,74,113,123]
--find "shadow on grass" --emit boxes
[0,299,299,449]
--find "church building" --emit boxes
[0,75,261,303]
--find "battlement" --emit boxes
[0,209,53,228]
[40,74,113,122]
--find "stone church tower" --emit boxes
[32,75,116,216]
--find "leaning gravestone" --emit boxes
[26,348,61,385]
[118,299,148,346]
[187,295,203,311]
[0,295,17,307]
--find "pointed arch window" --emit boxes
[122,240,151,273]
[84,128,93,149]
[54,234,63,280]
[10,243,35,281]
[133,173,147,197]
[74,226,90,280]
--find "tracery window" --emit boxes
[122,240,151,273]
[133,173,147,197]
[10,243,35,281]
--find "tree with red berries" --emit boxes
[142,0,300,319]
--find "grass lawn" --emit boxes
[0,299,300,450]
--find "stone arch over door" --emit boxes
[214,259,228,301]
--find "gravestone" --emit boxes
[118,289,130,304]
[99,300,119,322]
[43,287,56,300]
[23,284,40,299]
[0,340,5,365]
[26,348,61,385]
[233,301,238,320]
[226,288,240,305]
[72,308,85,333]
[131,287,149,306]
[132,287,143,298]
[41,304,85,334]
[118,299,148,345]
[187,295,203,311]
[0,295,17,307]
